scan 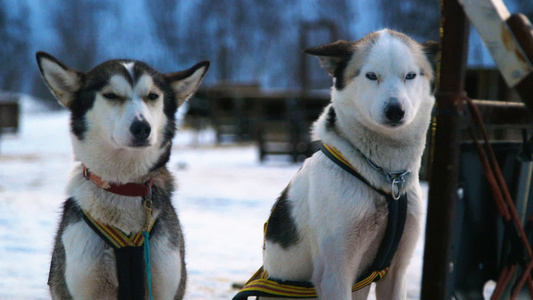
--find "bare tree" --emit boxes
[379,0,440,41]
[145,0,181,68]
[52,0,104,71]
[0,2,29,92]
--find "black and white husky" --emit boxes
[36,52,209,299]
[258,30,438,299]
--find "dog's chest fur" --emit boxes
[347,201,389,261]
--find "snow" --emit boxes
[0,103,426,299]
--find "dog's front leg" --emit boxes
[374,265,407,300]
[312,237,361,300]
[352,285,371,300]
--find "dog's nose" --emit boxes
[130,120,151,141]
[384,99,405,124]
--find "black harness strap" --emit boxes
[82,213,157,300]
[321,143,408,272]
[364,194,407,274]
[115,247,146,300]
[320,144,390,197]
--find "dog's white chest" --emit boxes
[63,222,118,299]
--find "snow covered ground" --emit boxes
[0,102,426,299]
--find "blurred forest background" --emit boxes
[1,0,532,107]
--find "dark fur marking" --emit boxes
[326,105,337,131]
[161,87,178,148]
[132,61,164,88]
[303,40,354,58]
[150,144,172,172]
[334,58,350,90]
[69,89,93,140]
[265,186,299,249]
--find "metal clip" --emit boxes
[142,184,153,232]
[83,168,90,180]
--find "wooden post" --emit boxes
[421,0,470,298]
[507,14,533,110]
[460,0,533,109]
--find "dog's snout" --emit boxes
[130,120,151,141]
[384,99,405,124]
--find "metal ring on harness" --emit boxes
[391,178,402,200]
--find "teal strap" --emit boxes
[143,231,153,300]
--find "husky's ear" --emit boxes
[166,61,210,106]
[36,51,84,108]
[303,40,355,77]
[422,41,439,76]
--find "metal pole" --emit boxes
[421,0,470,298]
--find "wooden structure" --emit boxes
[194,86,329,161]
[194,83,262,143]
[422,0,533,299]
[0,93,19,134]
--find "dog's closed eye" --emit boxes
[103,92,120,100]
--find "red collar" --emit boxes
[82,164,153,197]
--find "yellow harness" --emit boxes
[233,144,408,299]
[82,210,155,248]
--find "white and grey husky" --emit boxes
[236,29,438,300]
[36,52,209,299]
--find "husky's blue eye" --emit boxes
[365,72,378,80]
[405,72,416,80]
[103,92,119,100]
[147,93,159,101]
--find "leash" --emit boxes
[464,97,533,299]
[233,144,408,299]
[142,192,154,300]
[81,163,155,300]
